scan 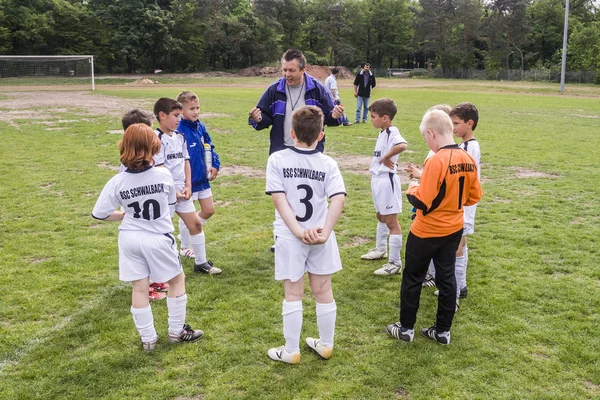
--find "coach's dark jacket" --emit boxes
[353,70,376,98]
[248,73,341,155]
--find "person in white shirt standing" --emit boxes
[324,67,352,126]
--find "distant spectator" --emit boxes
[324,67,352,126]
[353,63,376,124]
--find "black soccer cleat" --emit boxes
[194,260,222,275]
[421,325,451,345]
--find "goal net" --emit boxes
[0,55,95,90]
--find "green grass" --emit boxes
[0,80,599,399]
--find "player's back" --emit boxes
[93,166,176,234]
[266,148,345,237]
[407,145,482,238]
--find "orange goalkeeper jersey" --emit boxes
[407,144,482,238]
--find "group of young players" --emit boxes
[92,81,482,360]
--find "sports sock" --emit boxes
[190,231,207,265]
[131,305,158,343]
[282,300,303,354]
[454,255,466,298]
[427,259,436,279]
[388,234,403,265]
[376,222,389,252]
[316,301,337,348]
[199,216,207,226]
[462,246,469,289]
[167,294,187,335]
[179,218,190,249]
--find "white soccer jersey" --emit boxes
[324,75,339,100]
[154,128,189,187]
[460,138,481,228]
[92,166,177,234]
[370,126,407,175]
[266,147,346,238]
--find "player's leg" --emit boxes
[119,231,158,351]
[454,235,467,299]
[307,273,336,359]
[424,229,462,345]
[193,191,220,274]
[373,175,403,275]
[361,212,388,260]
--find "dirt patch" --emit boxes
[106,129,123,135]
[98,162,120,171]
[513,167,561,179]
[332,153,412,183]
[342,236,371,248]
[236,65,354,80]
[218,165,264,178]
[200,112,233,118]
[126,78,158,85]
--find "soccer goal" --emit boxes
[0,55,95,90]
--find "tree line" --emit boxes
[0,0,598,76]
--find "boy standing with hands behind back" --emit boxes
[361,98,408,276]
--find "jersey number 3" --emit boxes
[128,200,161,220]
[296,184,314,222]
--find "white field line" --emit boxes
[0,282,129,374]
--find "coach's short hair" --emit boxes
[176,91,199,105]
[450,102,479,130]
[153,98,183,121]
[331,67,339,75]
[119,124,161,170]
[292,106,323,146]
[427,104,452,115]
[121,109,154,130]
[369,98,397,120]
[419,110,453,137]
[282,49,306,70]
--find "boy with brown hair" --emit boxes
[265,106,346,364]
[387,109,482,345]
[176,91,221,275]
[361,98,408,276]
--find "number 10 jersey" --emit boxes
[92,166,177,234]
[266,147,346,238]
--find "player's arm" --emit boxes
[180,159,192,200]
[464,171,483,206]
[380,143,408,169]
[92,179,125,221]
[203,129,220,180]
[97,211,125,221]
[406,159,442,211]
[271,193,307,241]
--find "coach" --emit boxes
[248,48,344,155]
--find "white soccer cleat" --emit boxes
[374,262,402,275]
[179,248,195,258]
[142,337,158,352]
[267,345,301,365]
[305,337,333,360]
[361,248,387,260]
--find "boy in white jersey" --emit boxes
[92,124,203,351]
[361,98,408,275]
[265,106,346,364]
[153,98,214,274]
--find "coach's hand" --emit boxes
[249,107,262,123]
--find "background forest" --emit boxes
[0,0,599,76]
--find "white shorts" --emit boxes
[175,197,197,214]
[192,188,213,201]
[273,232,342,282]
[371,174,402,215]
[118,230,182,283]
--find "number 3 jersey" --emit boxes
[406,144,482,238]
[92,166,177,234]
[266,147,346,238]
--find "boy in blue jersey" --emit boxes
[176,91,221,275]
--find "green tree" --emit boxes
[567,20,600,72]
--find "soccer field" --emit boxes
[0,79,599,399]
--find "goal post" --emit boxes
[0,55,95,90]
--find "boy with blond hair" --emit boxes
[176,91,221,275]
[387,110,482,345]
[265,106,346,364]
[93,124,204,351]
[361,98,408,276]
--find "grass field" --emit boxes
[0,78,599,400]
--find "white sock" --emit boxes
[376,222,389,252]
[179,218,190,249]
[427,259,435,278]
[167,294,187,335]
[190,231,207,264]
[388,234,403,265]
[316,301,337,348]
[462,246,469,289]
[199,216,207,226]
[454,255,466,298]
[282,300,303,354]
[131,305,158,343]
